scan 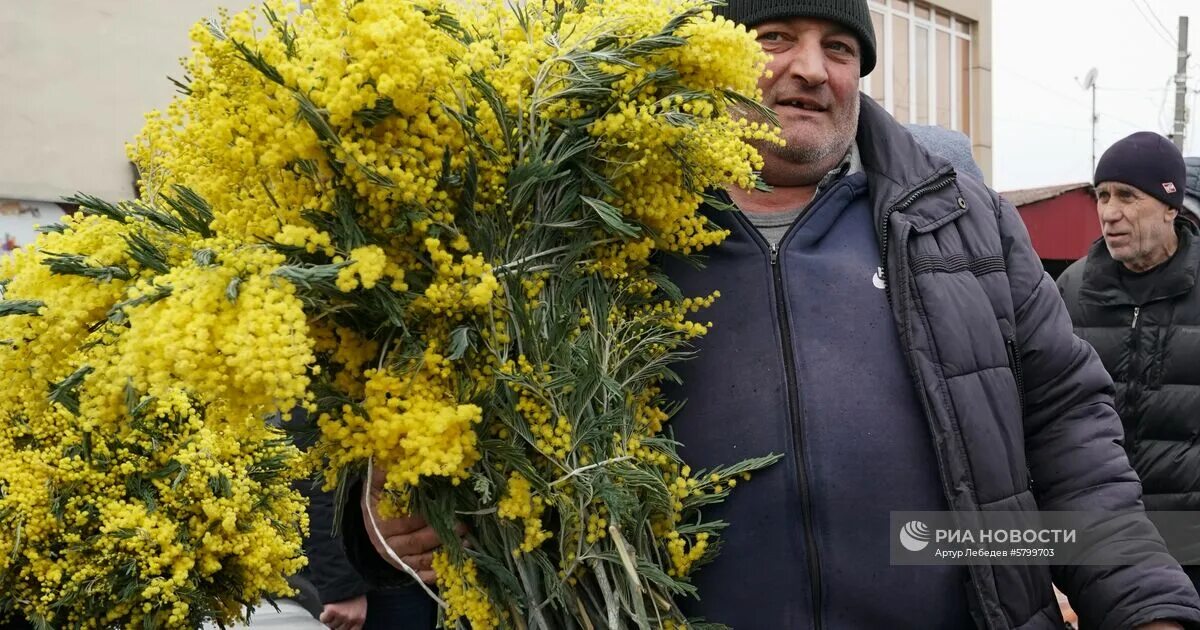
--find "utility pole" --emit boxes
[1172,16,1190,152]
[1081,68,1098,174]
[1091,80,1098,173]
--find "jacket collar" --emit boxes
[856,95,966,234]
[1080,220,1200,307]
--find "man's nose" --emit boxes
[783,37,828,87]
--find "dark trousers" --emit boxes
[364,583,438,630]
[1186,565,1200,599]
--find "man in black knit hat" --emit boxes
[1058,132,1200,601]
[350,2,1200,628]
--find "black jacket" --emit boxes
[282,409,370,607]
[300,479,371,605]
[1185,157,1199,199]
[1058,221,1200,568]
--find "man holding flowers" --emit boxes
[356,1,1200,628]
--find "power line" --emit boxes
[1160,77,1176,132]
[1102,113,1158,133]
[1001,68,1154,133]
[1135,0,1178,46]
[1129,0,1177,48]
[1002,68,1088,107]
[1147,0,1176,40]
[994,116,1090,133]
[1096,85,1171,93]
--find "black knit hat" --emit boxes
[713,0,877,77]
[1094,132,1187,212]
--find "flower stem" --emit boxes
[549,456,634,487]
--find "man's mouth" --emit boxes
[775,98,828,112]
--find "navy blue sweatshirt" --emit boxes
[665,173,972,628]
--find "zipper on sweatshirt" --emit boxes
[731,177,858,629]
[769,240,824,630]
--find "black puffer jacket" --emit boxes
[1057,221,1200,567]
[1186,157,1199,198]
[1186,157,1199,221]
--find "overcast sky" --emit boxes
[992,0,1200,191]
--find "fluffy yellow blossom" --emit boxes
[336,245,389,291]
[497,472,553,554]
[666,531,711,577]
[319,348,483,509]
[0,380,306,628]
[432,552,500,630]
[0,0,784,626]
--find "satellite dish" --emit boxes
[1082,68,1099,90]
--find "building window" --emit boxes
[869,10,886,101]
[862,1,973,136]
[914,23,930,124]
[936,29,951,126]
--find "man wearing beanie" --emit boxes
[654,2,1200,629]
[1058,132,1200,598]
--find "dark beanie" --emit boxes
[1094,132,1187,211]
[713,0,877,77]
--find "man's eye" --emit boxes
[757,32,785,42]
[828,41,855,54]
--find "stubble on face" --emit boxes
[739,19,863,187]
